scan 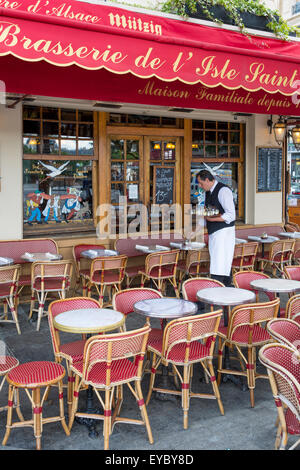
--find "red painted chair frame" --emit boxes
[68,326,153,450]
[29,260,74,331]
[259,343,300,450]
[0,265,21,334]
[217,298,280,408]
[86,255,128,307]
[48,297,101,416]
[146,310,224,429]
[72,243,105,295]
[139,249,180,297]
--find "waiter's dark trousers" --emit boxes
[211,273,233,287]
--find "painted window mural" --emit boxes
[23,105,96,236]
[23,160,94,235]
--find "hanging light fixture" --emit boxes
[153,143,161,150]
[273,116,286,146]
[291,124,300,150]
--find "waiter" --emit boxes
[189,169,236,287]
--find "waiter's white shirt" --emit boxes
[207,180,236,276]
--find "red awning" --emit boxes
[1,0,300,113]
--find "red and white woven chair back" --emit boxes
[163,310,222,361]
[113,288,162,316]
[146,250,179,277]
[82,326,151,383]
[0,265,20,297]
[294,240,300,263]
[286,294,300,324]
[73,244,105,274]
[284,265,300,281]
[228,298,280,343]
[48,297,101,354]
[271,240,295,263]
[233,270,275,301]
[233,242,258,269]
[186,249,209,273]
[33,260,73,280]
[259,344,300,420]
[267,318,300,351]
[182,277,224,303]
[90,255,127,284]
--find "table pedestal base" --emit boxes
[153,364,180,403]
[74,385,101,438]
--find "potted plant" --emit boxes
[160,0,298,40]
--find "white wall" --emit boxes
[0,104,23,239]
[245,114,283,225]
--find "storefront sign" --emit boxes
[1,0,300,96]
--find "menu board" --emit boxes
[153,166,175,204]
[256,147,282,192]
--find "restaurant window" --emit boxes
[287,136,300,226]
[23,106,97,236]
[191,120,245,220]
[108,113,181,128]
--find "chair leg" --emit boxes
[182,365,190,430]
[2,384,14,446]
[68,374,80,431]
[28,291,35,320]
[207,359,224,415]
[247,347,255,408]
[146,353,157,405]
[58,379,70,436]
[104,389,112,450]
[67,370,75,418]
[33,387,42,450]
[135,380,153,444]
[7,297,21,335]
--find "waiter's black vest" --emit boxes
[205,181,235,235]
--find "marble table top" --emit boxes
[0,257,14,266]
[135,244,171,254]
[133,298,197,319]
[197,287,256,306]
[248,235,279,244]
[53,308,125,334]
[169,241,206,251]
[250,278,300,294]
[21,252,62,262]
[279,232,300,239]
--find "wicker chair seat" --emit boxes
[0,356,19,374]
[218,324,270,345]
[72,358,138,386]
[0,284,14,298]
[232,256,255,268]
[59,340,86,363]
[177,260,208,274]
[89,272,123,284]
[33,278,71,291]
[148,336,211,363]
[125,265,145,278]
[8,361,65,387]
[139,266,174,279]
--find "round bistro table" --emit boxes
[0,257,14,266]
[247,235,279,257]
[80,249,119,259]
[250,278,300,296]
[196,287,256,387]
[133,298,197,401]
[53,307,124,438]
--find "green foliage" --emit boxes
[160,0,298,40]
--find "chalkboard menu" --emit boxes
[256,147,282,192]
[153,166,175,204]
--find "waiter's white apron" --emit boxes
[209,226,235,276]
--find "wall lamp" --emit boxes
[269,115,300,149]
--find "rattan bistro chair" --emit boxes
[2,361,70,450]
[48,297,101,416]
[177,248,210,285]
[267,318,300,352]
[293,239,300,265]
[72,243,105,295]
[217,298,280,408]
[284,265,300,281]
[258,239,295,277]
[139,249,180,297]
[146,310,224,429]
[259,343,300,450]
[182,277,225,309]
[29,260,73,331]
[285,294,300,324]
[0,265,21,334]
[68,326,153,450]
[86,255,127,307]
[231,242,259,274]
